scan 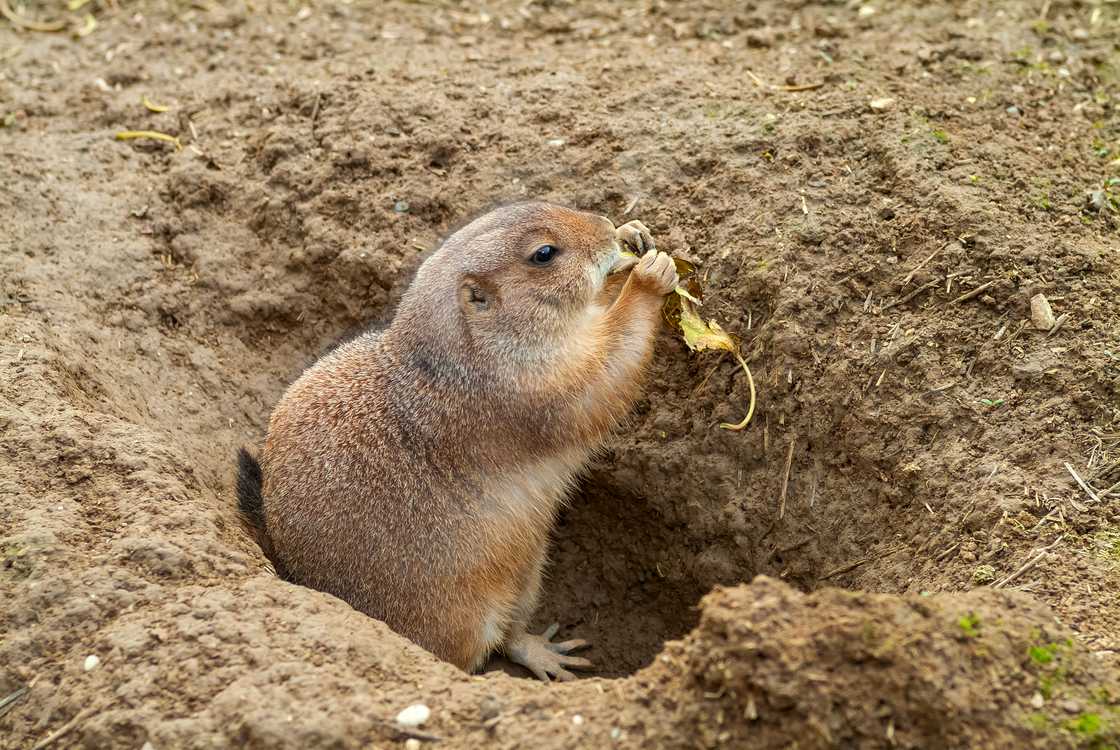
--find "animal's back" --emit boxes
[259,330,565,665]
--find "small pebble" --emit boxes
[393,200,410,213]
[610,727,622,740]
[546,138,565,147]
[1030,293,1056,331]
[1006,105,1022,117]
[405,739,421,750]
[1086,190,1107,214]
[572,714,584,726]
[395,703,431,728]
[1031,692,1045,709]
[83,655,100,672]
[869,97,895,111]
[1060,699,1083,714]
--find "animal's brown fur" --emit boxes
[244,201,677,678]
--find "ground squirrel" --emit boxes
[237,201,678,681]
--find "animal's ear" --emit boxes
[458,275,500,314]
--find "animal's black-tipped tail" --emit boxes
[236,447,265,533]
[236,447,290,579]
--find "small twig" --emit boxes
[949,279,997,304]
[1045,313,1069,338]
[901,243,947,286]
[993,535,1065,589]
[935,542,960,562]
[746,69,826,92]
[778,437,796,520]
[1030,506,1061,531]
[311,92,322,124]
[691,351,727,396]
[1064,462,1101,503]
[882,278,939,311]
[821,546,905,580]
[623,195,640,215]
[32,706,97,750]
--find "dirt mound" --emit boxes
[650,580,1116,749]
[2,0,1119,748]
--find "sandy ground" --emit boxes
[2,0,1119,747]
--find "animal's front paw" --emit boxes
[616,220,655,256]
[631,249,679,297]
[505,623,592,683]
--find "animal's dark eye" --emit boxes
[529,245,560,266]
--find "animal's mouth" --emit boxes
[604,246,639,276]
[589,244,637,296]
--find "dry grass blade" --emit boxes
[949,279,997,304]
[900,242,947,286]
[142,95,170,113]
[883,278,939,310]
[821,545,905,580]
[114,130,182,150]
[0,686,28,719]
[0,0,66,30]
[1064,462,1101,503]
[778,436,796,519]
[993,535,1065,589]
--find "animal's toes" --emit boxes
[558,655,593,669]
[549,638,589,653]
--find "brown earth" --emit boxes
[2,0,1120,747]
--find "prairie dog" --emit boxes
[237,202,678,681]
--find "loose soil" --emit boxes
[2,0,1120,748]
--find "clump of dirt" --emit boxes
[2,0,1120,748]
[643,579,1120,749]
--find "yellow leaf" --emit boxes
[678,296,735,353]
[675,286,702,305]
[677,295,756,431]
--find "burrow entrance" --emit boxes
[136,172,960,683]
[226,322,935,679]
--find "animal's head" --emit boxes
[399,202,630,366]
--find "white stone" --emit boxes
[83,655,100,672]
[395,703,431,728]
